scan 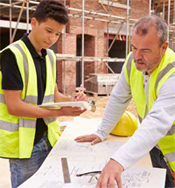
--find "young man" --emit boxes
[0,1,86,188]
[75,15,175,188]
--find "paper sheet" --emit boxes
[18,117,166,188]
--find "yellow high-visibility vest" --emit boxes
[124,48,175,172]
[0,40,60,158]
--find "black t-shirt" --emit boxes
[1,34,48,145]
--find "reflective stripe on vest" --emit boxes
[0,93,5,104]
[0,119,36,132]
[47,49,54,71]
[165,153,175,163]
[41,49,57,125]
[155,61,175,96]
[13,43,29,97]
[124,48,175,172]
[44,117,58,125]
[126,53,133,82]
[42,94,54,104]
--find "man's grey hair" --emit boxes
[132,15,167,46]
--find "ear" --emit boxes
[30,17,38,29]
[161,41,168,55]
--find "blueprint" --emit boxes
[18,117,166,188]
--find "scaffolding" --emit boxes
[150,0,175,48]
[0,0,175,93]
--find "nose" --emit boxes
[134,49,143,60]
[48,33,57,42]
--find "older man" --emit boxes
[75,15,175,188]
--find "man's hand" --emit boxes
[72,92,87,101]
[75,134,102,145]
[56,106,86,117]
[54,85,87,102]
[96,159,124,188]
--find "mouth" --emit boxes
[135,62,145,65]
[134,59,146,65]
[44,42,52,46]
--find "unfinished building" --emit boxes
[0,0,175,94]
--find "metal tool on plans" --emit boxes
[89,100,96,112]
[76,171,101,183]
[61,158,71,183]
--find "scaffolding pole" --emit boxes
[81,0,85,88]
[0,1,23,10]
[107,22,124,53]
[174,0,175,23]
[68,6,125,21]
[11,0,27,43]
[67,7,137,22]
[56,55,125,62]
[63,0,67,94]
[0,2,137,24]
[163,0,165,20]
[126,0,130,56]
[26,0,29,33]
[106,0,110,57]
[0,2,35,11]
[167,0,171,42]
[149,0,152,15]
[9,0,12,43]
[68,13,125,24]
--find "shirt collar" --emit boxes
[143,71,150,77]
[21,33,47,58]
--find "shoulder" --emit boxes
[1,48,15,58]
[1,49,16,68]
[1,41,23,62]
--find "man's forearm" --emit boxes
[95,69,132,140]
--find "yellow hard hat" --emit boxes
[110,111,139,136]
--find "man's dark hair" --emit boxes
[33,0,69,24]
[133,15,167,46]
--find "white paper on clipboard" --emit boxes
[39,101,91,110]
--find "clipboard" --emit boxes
[39,101,91,110]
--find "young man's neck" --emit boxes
[28,32,42,56]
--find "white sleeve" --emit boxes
[95,67,132,141]
[111,74,175,170]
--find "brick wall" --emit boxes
[57,33,77,93]
[84,35,95,87]
[131,0,149,18]
[57,0,149,94]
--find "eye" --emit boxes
[131,46,137,51]
[46,29,52,33]
[141,49,151,53]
